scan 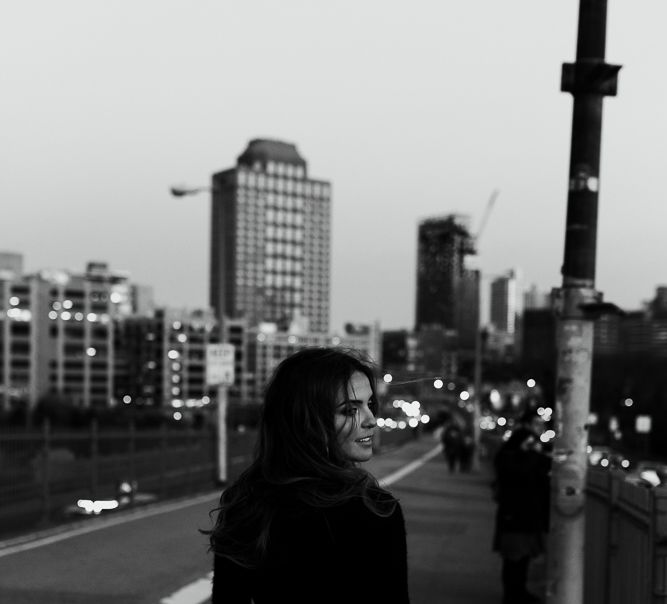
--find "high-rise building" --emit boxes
[0,260,151,412]
[459,264,480,353]
[116,307,217,409]
[523,284,550,311]
[209,139,331,333]
[490,269,521,334]
[414,214,476,333]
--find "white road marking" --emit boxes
[160,572,212,604]
[159,443,443,604]
[379,443,442,487]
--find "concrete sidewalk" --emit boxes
[365,433,546,604]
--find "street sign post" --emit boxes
[206,343,235,483]
[206,343,235,387]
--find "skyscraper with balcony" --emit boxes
[414,214,477,336]
[210,139,331,333]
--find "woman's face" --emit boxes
[334,371,377,463]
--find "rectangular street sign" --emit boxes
[635,415,652,434]
[206,343,235,386]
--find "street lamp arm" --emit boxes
[169,185,213,197]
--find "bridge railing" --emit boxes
[586,466,667,604]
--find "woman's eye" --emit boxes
[342,405,358,417]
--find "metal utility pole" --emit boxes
[170,184,232,485]
[546,2,621,603]
[471,190,498,471]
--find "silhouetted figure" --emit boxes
[459,430,475,473]
[441,422,464,472]
[492,416,550,604]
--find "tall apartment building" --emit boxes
[490,269,522,334]
[209,139,331,333]
[0,260,152,412]
[414,215,478,351]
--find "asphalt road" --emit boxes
[0,433,511,603]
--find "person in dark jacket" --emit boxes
[493,415,550,604]
[206,347,410,604]
[441,421,464,472]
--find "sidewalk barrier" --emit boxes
[0,421,233,537]
[585,467,667,604]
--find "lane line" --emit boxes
[159,443,443,604]
[160,572,212,604]
[379,443,442,487]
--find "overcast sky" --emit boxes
[2,1,666,331]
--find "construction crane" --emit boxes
[474,188,500,247]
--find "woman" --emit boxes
[207,347,410,603]
[493,419,550,604]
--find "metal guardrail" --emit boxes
[0,421,257,538]
[0,420,417,540]
[585,466,667,604]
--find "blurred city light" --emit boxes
[383,373,393,383]
[489,389,502,409]
[459,391,470,401]
[527,378,536,388]
[624,398,634,407]
[76,499,119,515]
[433,379,444,389]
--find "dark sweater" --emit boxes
[212,496,410,603]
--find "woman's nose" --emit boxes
[362,405,377,428]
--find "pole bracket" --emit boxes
[561,60,622,96]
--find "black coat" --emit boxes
[493,441,551,538]
[212,495,410,604]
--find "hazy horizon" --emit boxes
[3,1,666,332]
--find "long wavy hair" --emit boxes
[206,346,396,568]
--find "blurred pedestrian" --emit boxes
[441,421,464,472]
[492,410,550,604]
[206,347,410,604]
[459,429,476,473]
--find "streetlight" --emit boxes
[169,184,213,197]
[169,183,231,484]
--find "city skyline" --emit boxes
[3,1,667,331]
